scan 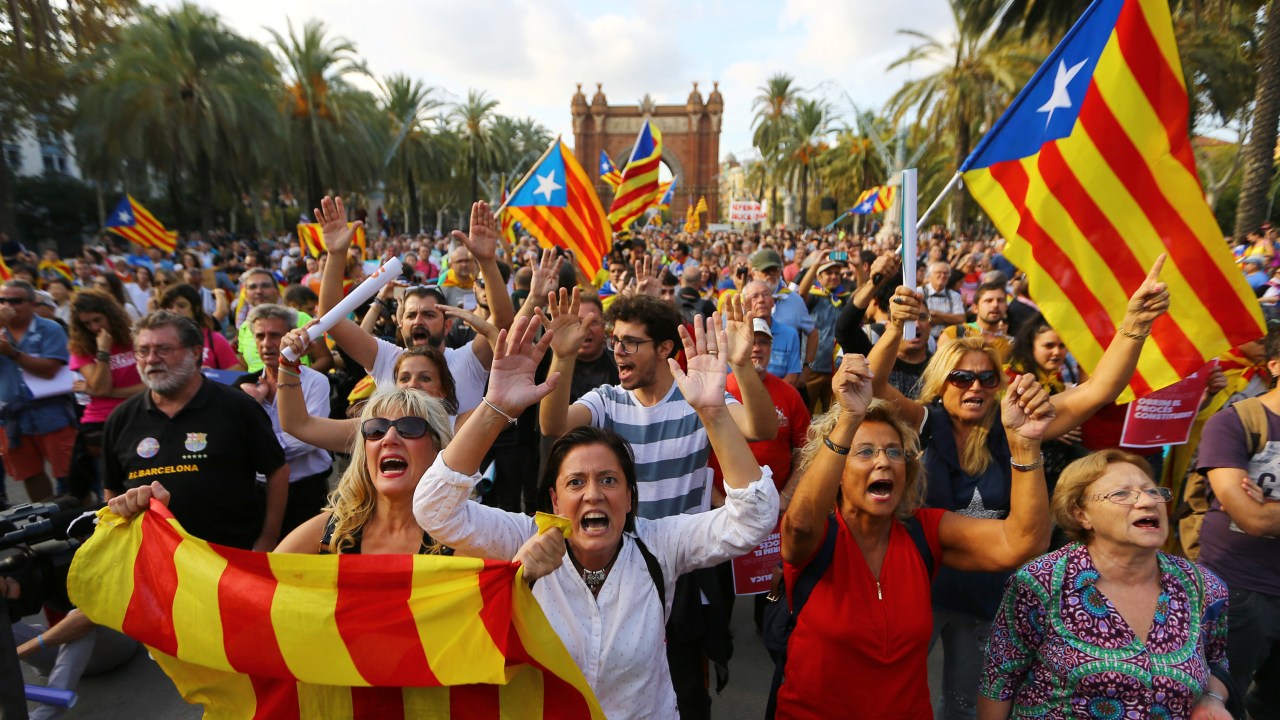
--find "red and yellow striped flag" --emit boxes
[606,119,663,230]
[0,255,12,282]
[506,139,612,281]
[297,223,367,259]
[960,0,1264,400]
[68,501,604,720]
[105,195,177,254]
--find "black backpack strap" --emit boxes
[901,515,935,578]
[788,514,840,626]
[632,536,665,615]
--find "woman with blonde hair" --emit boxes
[979,449,1233,719]
[773,355,1054,718]
[867,256,1171,719]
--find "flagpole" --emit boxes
[915,172,962,233]
[496,136,561,215]
[823,210,851,232]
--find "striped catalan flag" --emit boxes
[67,501,604,720]
[499,183,518,246]
[598,150,622,188]
[506,138,612,281]
[607,119,663,230]
[0,254,12,282]
[872,185,895,213]
[961,0,1264,400]
[656,178,677,210]
[849,186,881,215]
[297,223,367,259]
[38,259,73,282]
[105,195,177,254]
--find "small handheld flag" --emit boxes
[105,195,177,254]
[599,150,622,188]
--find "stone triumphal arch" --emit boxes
[571,82,722,226]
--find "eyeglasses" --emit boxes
[851,445,910,463]
[946,369,1000,389]
[1088,487,1173,505]
[0,297,27,305]
[606,337,656,355]
[245,282,275,291]
[134,344,189,360]
[361,416,433,441]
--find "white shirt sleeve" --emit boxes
[413,453,535,559]
[370,336,404,386]
[444,344,489,414]
[641,467,779,578]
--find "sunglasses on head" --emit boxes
[360,416,432,441]
[946,369,1000,389]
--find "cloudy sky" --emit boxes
[160,0,956,162]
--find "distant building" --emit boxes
[2,125,81,179]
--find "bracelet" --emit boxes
[1118,326,1149,341]
[823,435,850,455]
[1011,454,1044,472]
[277,366,301,378]
[276,381,301,388]
[278,356,301,372]
[95,350,111,362]
[482,397,518,424]
[36,634,45,649]
[1202,690,1226,705]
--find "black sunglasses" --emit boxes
[360,416,432,441]
[946,369,1000,389]
[0,297,28,305]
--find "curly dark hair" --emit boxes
[1007,314,1054,375]
[604,294,683,362]
[68,289,134,357]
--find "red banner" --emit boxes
[1119,361,1216,448]
[731,523,781,595]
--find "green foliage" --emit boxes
[14,173,98,252]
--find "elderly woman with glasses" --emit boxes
[979,450,1233,720]
[868,256,1172,719]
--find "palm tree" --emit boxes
[75,3,281,233]
[451,89,501,208]
[888,0,1040,229]
[270,19,382,215]
[782,98,833,228]
[1235,1,1280,238]
[818,111,890,215]
[751,73,801,225]
[380,74,443,234]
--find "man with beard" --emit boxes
[318,197,512,414]
[235,268,333,374]
[539,292,775,720]
[237,304,333,537]
[938,279,1012,361]
[102,312,288,550]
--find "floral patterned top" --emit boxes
[981,543,1229,719]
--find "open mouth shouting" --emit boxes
[580,510,611,536]
[409,326,432,346]
[378,453,410,478]
[1131,513,1162,532]
[867,478,895,502]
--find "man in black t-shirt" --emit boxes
[103,312,288,550]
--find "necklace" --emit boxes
[582,568,608,593]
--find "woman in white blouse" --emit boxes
[414,314,778,719]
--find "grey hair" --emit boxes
[246,303,298,328]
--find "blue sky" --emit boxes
[164,0,956,162]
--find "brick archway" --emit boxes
[571,82,722,228]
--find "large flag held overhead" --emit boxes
[506,139,612,280]
[598,150,622,188]
[297,223,367,259]
[105,195,177,253]
[607,120,664,230]
[68,501,604,720]
[960,0,1264,400]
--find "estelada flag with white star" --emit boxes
[105,195,177,254]
[505,137,612,280]
[68,499,605,720]
[598,149,622,188]
[961,0,1263,400]
[607,119,663,231]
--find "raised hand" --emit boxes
[95,327,113,354]
[670,313,729,411]
[538,288,585,359]
[280,323,316,363]
[528,249,564,305]
[513,527,567,583]
[722,294,753,368]
[1123,253,1170,333]
[888,286,924,327]
[1002,373,1054,441]
[440,304,499,346]
[314,195,361,257]
[484,315,559,416]
[635,254,664,297]
[833,354,874,417]
[451,201,499,264]
[107,481,171,521]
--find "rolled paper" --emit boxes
[901,168,918,341]
[25,684,77,708]
[281,257,403,362]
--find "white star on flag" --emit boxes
[1037,58,1089,128]
[117,211,132,223]
[534,170,562,201]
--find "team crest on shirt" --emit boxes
[137,437,159,459]
[184,433,207,452]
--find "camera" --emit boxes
[0,502,98,619]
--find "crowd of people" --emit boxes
[0,207,1274,720]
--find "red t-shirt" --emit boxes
[776,508,946,719]
[709,372,810,493]
[69,344,142,424]
[200,329,240,371]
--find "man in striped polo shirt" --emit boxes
[540,291,777,719]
